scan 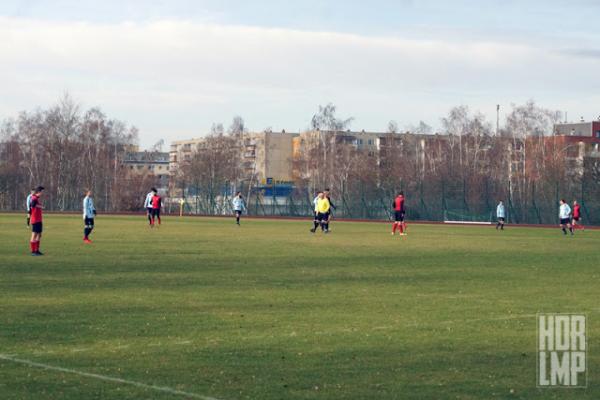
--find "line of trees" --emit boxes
[291,102,600,223]
[2,97,599,224]
[172,122,242,214]
[0,95,141,211]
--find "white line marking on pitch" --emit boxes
[0,354,222,400]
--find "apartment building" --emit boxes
[242,130,297,185]
[169,138,206,172]
[554,120,600,138]
[169,131,298,185]
[122,151,170,188]
[294,129,381,154]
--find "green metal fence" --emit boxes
[175,178,600,226]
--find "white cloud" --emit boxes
[0,16,598,146]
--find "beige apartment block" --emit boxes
[297,130,381,151]
[169,138,206,172]
[169,131,297,185]
[243,131,297,184]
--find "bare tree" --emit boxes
[151,139,165,152]
[310,103,354,131]
[407,121,433,135]
[181,126,240,214]
[0,94,139,211]
[387,120,399,134]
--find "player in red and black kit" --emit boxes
[29,186,45,256]
[324,188,336,233]
[151,192,162,227]
[391,191,407,236]
[572,200,584,231]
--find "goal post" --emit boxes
[443,210,495,225]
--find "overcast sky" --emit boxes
[1,0,599,148]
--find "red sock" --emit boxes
[30,241,35,252]
[34,241,39,252]
[399,224,404,234]
[392,223,397,233]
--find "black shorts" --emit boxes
[152,208,161,217]
[560,218,571,225]
[235,210,242,216]
[394,211,405,222]
[147,207,153,215]
[498,217,505,222]
[316,212,327,222]
[31,222,43,233]
[84,217,94,228]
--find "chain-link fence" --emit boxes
[171,176,600,226]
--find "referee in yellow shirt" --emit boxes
[310,192,331,233]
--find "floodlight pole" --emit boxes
[496,104,500,136]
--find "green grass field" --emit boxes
[0,214,598,399]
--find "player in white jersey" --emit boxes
[83,190,97,243]
[144,188,156,227]
[26,188,35,226]
[232,192,246,225]
[559,199,573,236]
[496,201,506,230]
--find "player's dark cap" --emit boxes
[151,187,157,192]
[35,186,45,192]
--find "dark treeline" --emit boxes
[0,95,141,211]
[2,97,600,225]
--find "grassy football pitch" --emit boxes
[0,213,599,399]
